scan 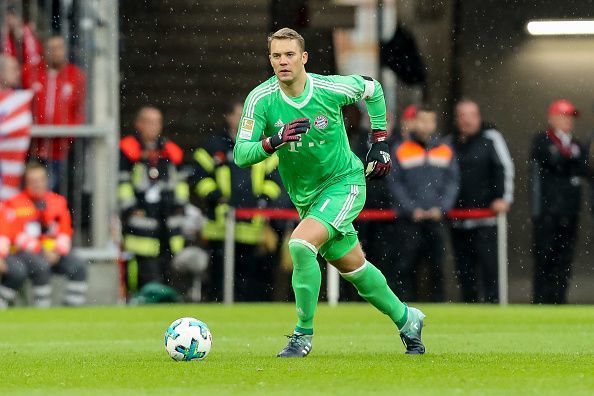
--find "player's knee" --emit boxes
[288,238,318,269]
[290,218,329,247]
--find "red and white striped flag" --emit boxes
[0,89,33,201]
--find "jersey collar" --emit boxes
[278,73,313,109]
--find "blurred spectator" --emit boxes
[171,218,210,302]
[28,35,86,191]
[389,105,459,301]
[0,54,33,200]
[0,201,52,308]
[397,104,417,143]
[2,7,44,89]
[531,99,587,304]
[189,100,282,301]
[2,162,87,306]
[446,99,514,303]
[118,106,189,298]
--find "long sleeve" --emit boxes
[323,74,387,131]
[233,84,272,168]
[233,139,270,168]
[190,147,220,203]
[531,132,585,175]
[54,195,73,256]
[118,150,136,215]
[17,24,46,90]
[73,67,86,124]
[485,129,514,203]
[440,150,460,212]
[531,133,558,170]
[573,142,589,177]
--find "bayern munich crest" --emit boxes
[314,115,329,129]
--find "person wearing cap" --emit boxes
[531,99,587,304]
[396,104,417,143]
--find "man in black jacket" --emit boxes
[531,99,587,304]
[446,99,514,303]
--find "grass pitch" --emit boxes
[0,303,593,395]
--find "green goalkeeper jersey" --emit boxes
[234,73,387,208]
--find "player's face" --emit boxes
[25,168,49,198]
[549,114,574,134]
[415,111,437,139]
[135,108,163,142]
[269,39,308,84]
[455,102,482,136]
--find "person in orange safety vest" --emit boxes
[2,161,87,306]
[118,106,189,297]
[0,200,52,308]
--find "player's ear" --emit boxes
[302,51,308,65]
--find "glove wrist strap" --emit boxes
[371,130,388,143]
[262,138,275,154]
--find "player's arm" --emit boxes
[234,98,310,168]
[233,88,270,168]
[326,74,390,179]
[360,76,391,179]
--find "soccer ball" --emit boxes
[164,317,212,361]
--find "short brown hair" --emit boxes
[24,161,48,176]
[267,28,305,53]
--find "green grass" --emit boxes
[1,304,593,395]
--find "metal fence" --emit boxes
[223,208,510,306]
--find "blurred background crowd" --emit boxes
[1,0,594,307]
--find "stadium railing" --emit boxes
[223,208,509,306]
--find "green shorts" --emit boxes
[296,181,366,261]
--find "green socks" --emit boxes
[341,261,408,329]
[288,239,321,335]
[288,242,407,334]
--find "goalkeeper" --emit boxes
[234,28,425,357]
